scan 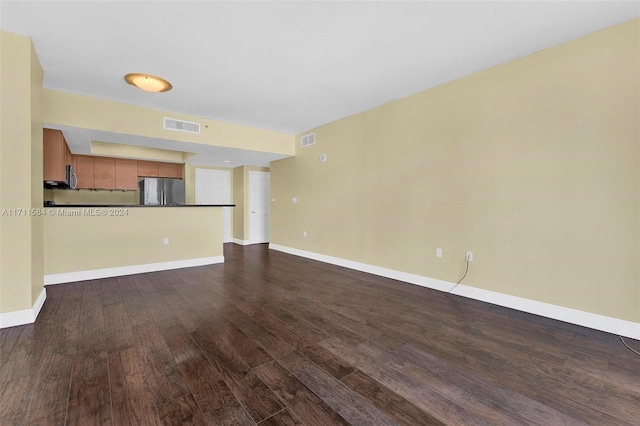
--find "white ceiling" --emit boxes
[2,1,638,165]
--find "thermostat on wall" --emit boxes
[319,153,327,163]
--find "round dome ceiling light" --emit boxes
[124,73,172,92]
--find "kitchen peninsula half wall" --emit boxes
[43,205,229,284]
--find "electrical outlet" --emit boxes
[303,231,307,237]
[163,237,170,245]
[466,251,473,261]
[292,197,298,204]
[436,248,442,258]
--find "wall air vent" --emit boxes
[301,133,316,147]
[163,117,201,134]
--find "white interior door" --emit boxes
[249,171,270,244]
[195,169,231,243]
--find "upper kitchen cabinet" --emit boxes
[158,162,183,179]
[43,128,73,182]
[74,155,95,189]
[137,160,159,177]
[138,160,183,178]
[115,159,138,190]
[93,157,116,189]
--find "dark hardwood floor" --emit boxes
[1,243,639,425]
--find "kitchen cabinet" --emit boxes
[93,157,116,189]
[65,144,73,170]
[69,157,138,190]
[43,128,73,182]
[74,155,95,189]
[137,160,159,177]
[43,135,185,190]
[115,159,138,190]
[158,162,183,179]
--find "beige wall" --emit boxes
[44,90,295,156]
[30,37,44,304]
[271,19,640,323]
[44,207,222,275]
[233,167,245,240]
[91,141,190,162]
[0,31,43,313]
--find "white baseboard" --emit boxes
[0,287,47,329]
[453,285,640,341]
[269,244,640,340]
[270,244,453,291]
[33,287,47,321]
[233,239,268,245]
[44,256,224,285]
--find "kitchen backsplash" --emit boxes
[44,189,138,205]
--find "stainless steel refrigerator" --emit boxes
[139,178,185,206]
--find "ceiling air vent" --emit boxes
[163,117,200,134]
[301,133,315,147]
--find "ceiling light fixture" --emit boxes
[124,73,172,92]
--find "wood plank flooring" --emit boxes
[1,243,639,425]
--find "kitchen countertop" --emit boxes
[43,204,236,208]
